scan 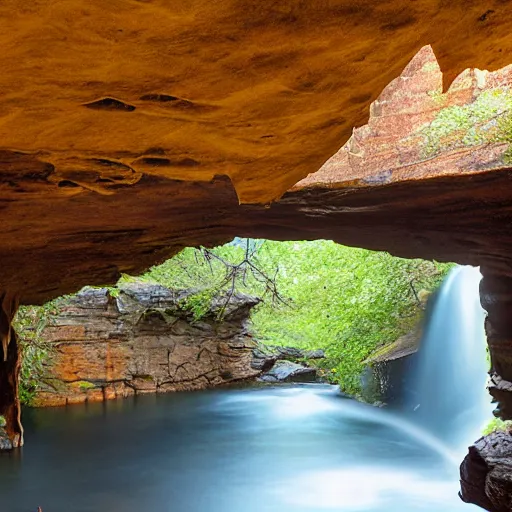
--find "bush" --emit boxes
[13,302,58,405]
[483,417,512,436]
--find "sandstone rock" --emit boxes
[460,431,512,512]
[1,15,512,445]
[258,361,318,383]
[32,284,262,406]
[1,42,512,311]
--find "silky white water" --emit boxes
[406,265,493,454]
[0,385,484,511]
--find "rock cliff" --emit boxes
[31,284,323,406]
[33,284,262,406]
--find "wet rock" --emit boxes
[361,329,421,405]
[0,427,13,451]
[251,343,325,371]
[460,431,512,512]
[258,361,318,383]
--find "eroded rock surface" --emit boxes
[33,284,262,406]
[460,431,512,512]
[2,28,512,308]
[0,0,511,208]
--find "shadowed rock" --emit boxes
[460,431,512,512]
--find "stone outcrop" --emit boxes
[3,46,512,308]
[258,361,318,383]
[252,345,325,383]
[460,431,512,512]
[0,1,509,215]
[32,283,324,406]
[251,344,325,371]
[33,284,262,406]
[362,329,421,405]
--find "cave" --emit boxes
[2,2,512,509]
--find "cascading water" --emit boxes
[406,265,493,452]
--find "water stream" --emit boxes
[406,265,492,453]
[0,265,490,511]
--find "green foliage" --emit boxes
[13,301,58,405]
[179,289,216,321]
[140,239,277,321]
[248,242,451,395]
[421,89,512,158]
[16,240,451,399]
[141,240,452,395]
[0,415,5,428]
[76,381,95,390]
[107,286,120,298]
[483,417,512,436]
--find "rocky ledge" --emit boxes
[460,431,512,512]
[32,283,322,407]
[34,283,262,406]
[362,329,421,405]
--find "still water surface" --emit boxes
[0,384,481,512]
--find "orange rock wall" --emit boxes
[34,284,261,407]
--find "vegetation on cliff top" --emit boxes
[483,417,512,435]
[420,88,512,160]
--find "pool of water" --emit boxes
[0,384,482,512]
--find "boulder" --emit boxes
[251,343,325,371]
[258,361,318,383]
[460,431,512,511]
[362,329,421,405]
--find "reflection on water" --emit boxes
[0,385,481,512]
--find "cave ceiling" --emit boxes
[1,1,512,303]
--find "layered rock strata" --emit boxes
[0,0,510,210]
[0,21,511,490]
[33,284,262,406]
[4,46,512,307]
[32,284,323,407]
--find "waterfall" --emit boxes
[407,265,493,452]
